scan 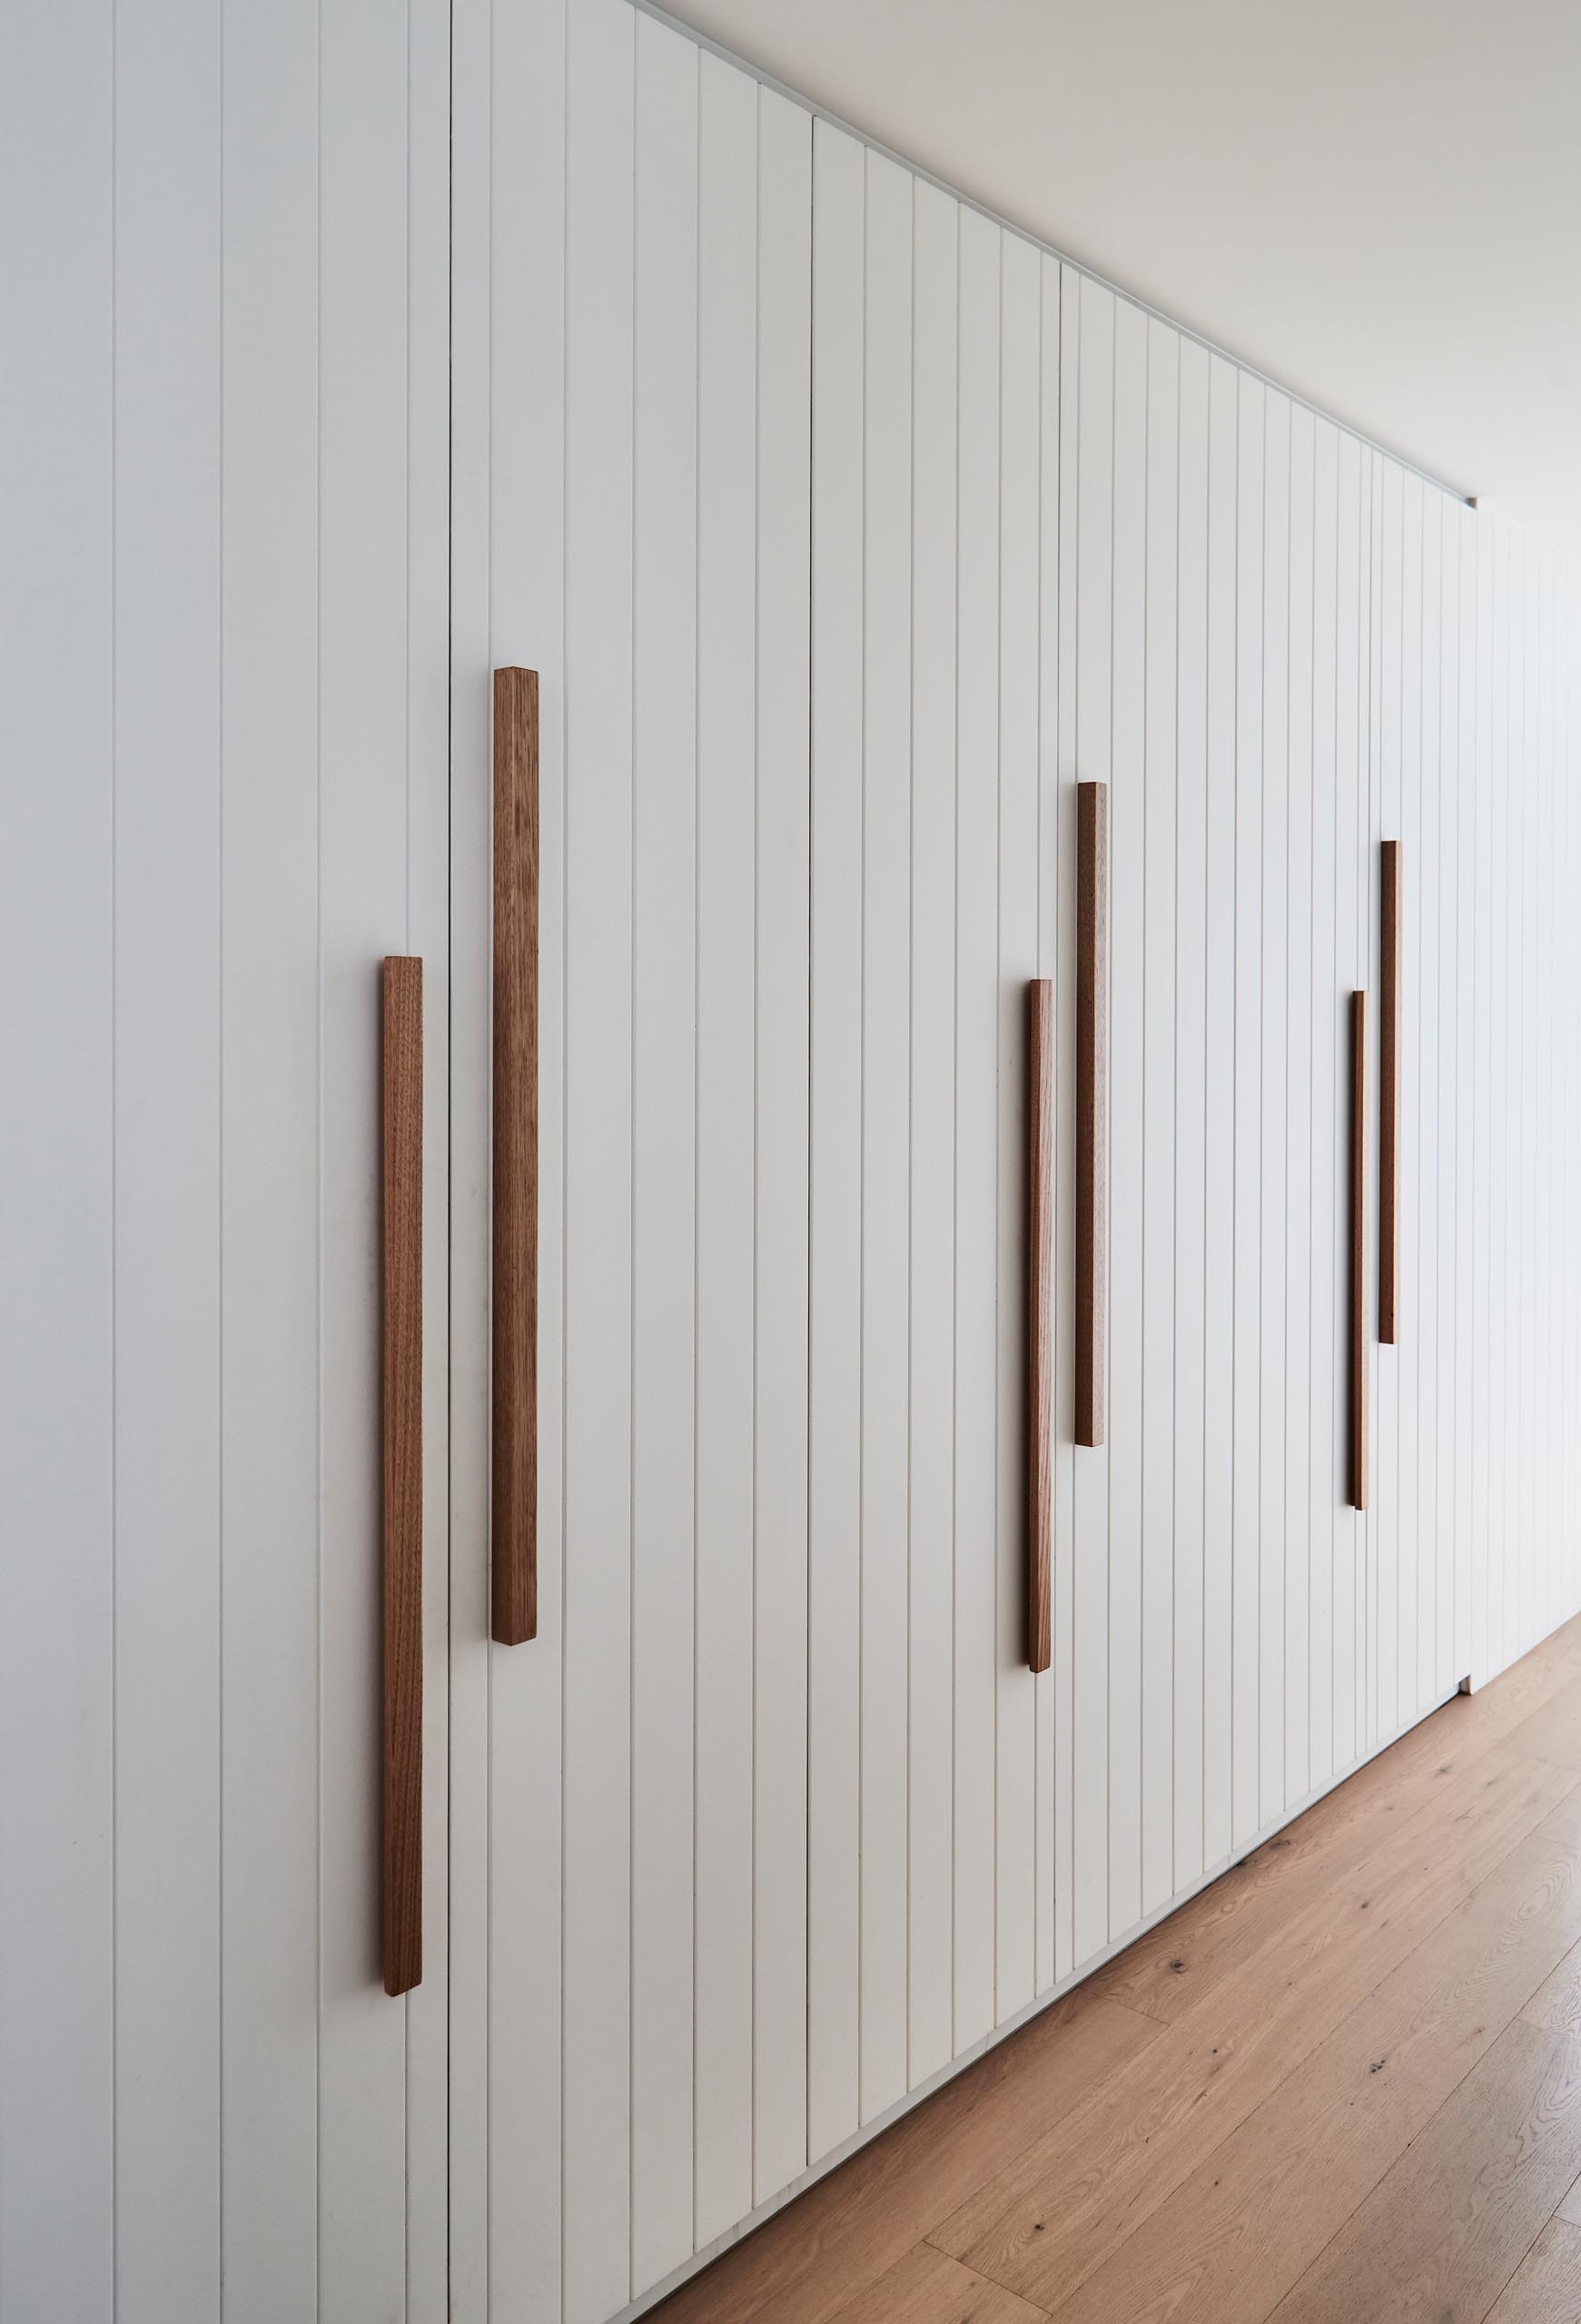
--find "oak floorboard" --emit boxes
[937,1749,1579,2299]
[1269,2026,1581,2324]
[825,2243,1052,2324]
[1484,2217,1581,2322]
[647,1989,1156,2324]
[1520,1933,1581,2034]
[1042,1785,1581,2323]
[1502,1669,1581,1774]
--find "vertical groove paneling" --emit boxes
[996,227,1043,2009]
[858,143,914,2126]
[808,113,865,2163]
[110,0,222,2311]
[908,175,962,2083]
[1308,417,1339,1792]
[1264,390,1292,1822]
[471,0,567,2307]
[0,7,114,2315]
[1376,467,1404,1748]
[320,0,434,2271]
[1233,369,1267,1850]
[694,49,757,2245]
[1171,333,1210,1896]
[1141,315,1180,1916]
[1284,403,1316,1807]
[1202,352,1237,1870]
[559,4,636,2312]
[1033,257,1062,1993]
[219,0,322,2305]
[752,79,814,2215]
[952,197,1002,2053]
[1107,298,1147,1942]
[629,15,698,2290]
[1419,496,1444,1705]
[1071,277,1113,1967]
[1052,261,1082,1979]
[1454,503,1477,1686]
[1330,438,1360,1767]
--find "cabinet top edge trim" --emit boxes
[630,0,1474,513]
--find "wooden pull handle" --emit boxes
[381,955,424,1996]
[1378,841,1400,1344]
[1349,989,1369,1511]
[1075,781,1108,1448]
[1026,979,1053,1672]
[492,667,539,1645]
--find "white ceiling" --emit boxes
[660,0,1581,560]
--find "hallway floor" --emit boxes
[655,1617,1581,2323]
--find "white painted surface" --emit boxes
[11,5,1581,2323]
[457,15,1581,2322]
[0,0,450,2314]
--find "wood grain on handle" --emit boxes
[1075,781,1108,1448]
[1026,980,1053,1672]
[493,667,539,1646]
[380,955,423,1997]
[1349,989,1369,1512]
[1379,840,1400,1344]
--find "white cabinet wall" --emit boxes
[454,7,1581,2321]
[0,1,451,2317]
[8,2,1581,2321]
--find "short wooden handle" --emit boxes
[1378,841,1399,1344]
[1026,980,1053,1672]
[381,955,423,1996]
[492,667,539,1645]
[1349,989,1369,1511]
[1075,781,1108,1448]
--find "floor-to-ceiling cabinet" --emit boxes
[1,2,452,2316]
[453,6,1581,2322]
[9,1,1581,2319]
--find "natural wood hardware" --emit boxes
[381,954,423,1996]
[1379,840,1400,1344]
[1026,978,1053,1673]
[1075,781,1108,1448]
[1349,988,1369,1511]
[492,666,539,1646]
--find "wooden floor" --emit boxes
[654,1618,1581,2324]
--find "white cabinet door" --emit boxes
[807,115,1056,2143]
[450,7,813,2316]
[0,3,450,2316]
[452,15,1581,2324]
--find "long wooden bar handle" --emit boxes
[1349,989,1369,1511]
[493,667,539,1645]
[1378,841,1400,1344]
[1026,980,1053,1672]
[381,955,424,1997]
[1075,781,1108,1448]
